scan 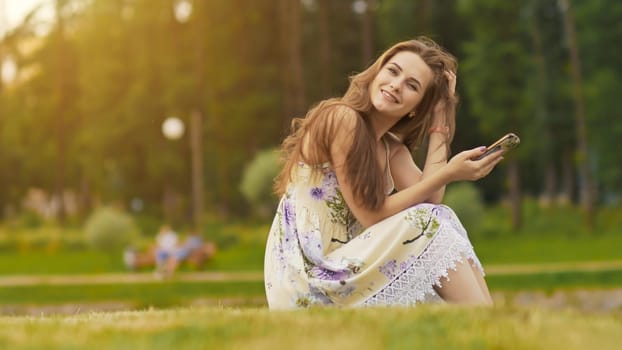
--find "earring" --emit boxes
[408,111,416,118]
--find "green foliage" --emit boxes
[0,226,87,253]
[2,0,622,227]
[443,182,485,232]
[239,148,281,218]
[84,207,139,254]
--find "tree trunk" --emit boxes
[190,109,204,231]
[559,0,595,228]
[360,0,375,67]
[528,4,556,207]
[542,164,557,207]
[54,0,68,223]
[559,150,574,205]
[508,159,522,230]
[279,0,305,132]
[415,0,432,33]
[318,0,332,97]
[191,1,207,228]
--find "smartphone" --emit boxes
[474,133,520,160]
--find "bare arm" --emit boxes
[391,70,456,204]
[389,141,423,191]
[421,132,449,204]
[421,70,458,203]
[331,108,503,228]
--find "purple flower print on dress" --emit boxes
[282,200,296,227]
[310,187,324,201]
[309,266,350,281]
[334,283,356,298]
[379,259,398,279]
[321,171,338,198]
[299,231,325,265]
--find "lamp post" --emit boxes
[189,110,204,231]
[162,115,203,231]
[172,0,205,231]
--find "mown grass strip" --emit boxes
[487,269,622,291]
[1,269,622,308]
[0,305,620,350]
[0,281,265,307]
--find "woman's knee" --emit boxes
[433,261,492,305]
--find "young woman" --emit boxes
[264,37,503,309]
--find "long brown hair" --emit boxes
[275,37,458,210]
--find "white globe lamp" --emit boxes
[162,116,185,140]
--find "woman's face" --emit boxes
[369,51,433,119]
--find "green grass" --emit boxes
[0,243,265,275]
[0,233,621,275]
[0,306,620,349]
[0,281,265,307]
[1,269,622,308]
[0,251,127,275]
[474,235,622,264]
[487,270,622,291]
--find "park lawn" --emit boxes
[0,305,620,349]
[473,234,622,265]
[0,233,621,275]
[0,242,265,275]
[0,281,265,308]
[1,269,622,308]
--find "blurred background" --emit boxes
[1,0,622,313]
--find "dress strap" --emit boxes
[382,136,395,195]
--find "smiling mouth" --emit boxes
[381,89,398,103]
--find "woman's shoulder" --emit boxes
[384,132,406,148]
[309,100,360,134]
[320,101,359,119]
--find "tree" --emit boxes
[459,0,533,230]
[279,0,306,130]
[558,0,594,227]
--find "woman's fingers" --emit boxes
[481,153,504,176]
[463,146,488,160]
[444,70,457,93]
[455,147,504,180]
[474,151,504,179]
[451,145,506,181]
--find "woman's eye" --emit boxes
[387,67,397,75]
[408,83,417,91]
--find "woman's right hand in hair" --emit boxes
[445,146,504,182]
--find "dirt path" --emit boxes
[0,260,621,287]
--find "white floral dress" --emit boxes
[264,145,484,309]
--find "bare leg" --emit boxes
[433,260,493,305]
[165,257,180,276]
[468,259,493,304]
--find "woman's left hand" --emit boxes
[432,70,457,116]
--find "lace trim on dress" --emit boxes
[362,226,484,307]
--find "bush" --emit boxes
[443,183,485,233]
[239,148,281,218]
[84,207,139,254]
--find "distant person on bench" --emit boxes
[162,231,217,276]
[154,225,179,277]
[123,227,216,276]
